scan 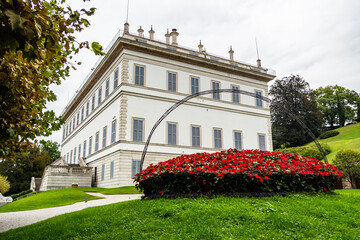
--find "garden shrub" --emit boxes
[134,149,342,198]
[333,149,360,189]
[9,189,33,199]
[275,143,331,160]
[0,175,10,194]
[319,130,340,139]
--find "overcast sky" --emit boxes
[44,0,360,144]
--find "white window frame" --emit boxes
[213,128,222,149]
[167,71,177,92]
[132,118,144,142]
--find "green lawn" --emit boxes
[1,190,360,239]
[307,123,360,162]
[0,186,139,213]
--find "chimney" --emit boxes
[137,26,144,37]
[170,28,179,45]
[228,46,234,61]
[198,40,204,52]
[165,29,171,44]
[257,59,262,68]
[124,22,129,34]
[148,25,155,40]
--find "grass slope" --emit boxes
[1,190,360,239]
[0,186,139,213]
[308,123,360,162]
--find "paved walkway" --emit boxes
[0,192,142,233]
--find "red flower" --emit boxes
[202,181,206,185]
[159,190,163,194]
[323,188,327,192]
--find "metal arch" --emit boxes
[140,88,328,170]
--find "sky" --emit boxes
[44,0,360,144]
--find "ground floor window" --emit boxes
[101,164,105,181]
[131,160,141,178]
[258,134,266,151]
[110,161,114,179]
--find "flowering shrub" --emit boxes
[134,149,342,198]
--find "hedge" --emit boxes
[319,130,340,139]
[134,149,342,198]
[274,143,331,160]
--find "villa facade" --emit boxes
[60,23,276,187]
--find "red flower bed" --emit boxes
[134,149,342,198]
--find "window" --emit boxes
[77,112,80,125]
[86,101,89,117]
[88,136,92,155]
[167,123,177,145]
[91,95,95,111]
[168,72,177,92]
[114,69,119,89]
[102,126,107,149]
[232,86,239,103]
[98,87,102,104]
[214,128,222,149]
[63,128,65,140]
[101,164,105,181]
[258,134,266,151]
[95,131,99,152]
[73,148,77,163]
[65,125,68,137]
[73,117,75,129]
[234,131,242,150]
[111,120,116,144]
[133,119,143,142]
[70,150,73,164]
[66,152,69,163]
[110,161,114,179]
[135,65,144,86]
[81,107,84,121]
[131,160,141,178]
[256,91,263,107]
[78,144,81,159]
[69,121,72,133]
[83,140,87,158]
[105,79,109,97]
[212,81,220,99]
[191,126,201,147]
[191,77,199,95]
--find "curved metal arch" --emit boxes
[140,88,328,170]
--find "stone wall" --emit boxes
[39,166,92,191]
[88,149,179,187]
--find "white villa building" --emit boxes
[59,23,276,188]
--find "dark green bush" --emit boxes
[9,189,33,199]
[319,130,340,139]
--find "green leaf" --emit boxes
[91,41,105,55]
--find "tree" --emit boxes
[40,140,60,163]
[0,145,50,195]
[333,149,360,189]
[0,175,10,194]
[315,86,357,127]
[0,0,103,160]
[270,75,324,149]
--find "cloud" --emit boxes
[42,0,360,144]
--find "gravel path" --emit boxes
[0,192,142,233]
